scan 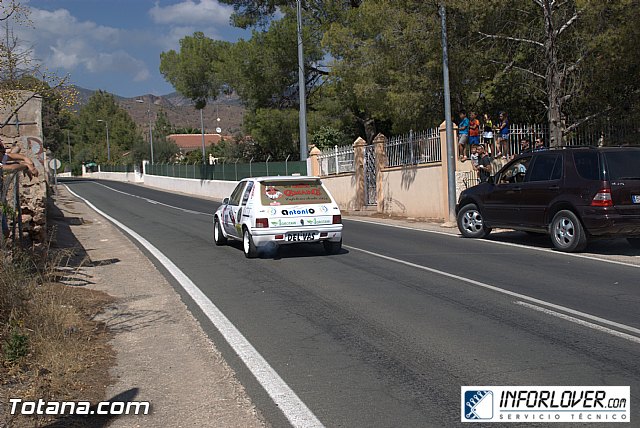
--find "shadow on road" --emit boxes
[48,196,122,286]
[226,240,349,259]
[485,230,640,257]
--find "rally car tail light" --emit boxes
[591,188,612,207]
[332,215,342,224]
[255,218,269,228]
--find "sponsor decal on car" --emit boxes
[270,219,299,227]
[282,208,315,215]
[304,218,332,225]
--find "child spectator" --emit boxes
[469,112,480,147]
[470,144,479,168]
[457,111,469,161]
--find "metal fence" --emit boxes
[1,172,22,247]
[497,120,639,157]
[145,159,307,181]
[386,128,441,167]
[318,145,356,176]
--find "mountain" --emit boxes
[72,86,246,136]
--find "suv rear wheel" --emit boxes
[457,203,492,238]
[550,210,587,252]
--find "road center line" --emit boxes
[92,181,213,217]
[515,301,640,344]
[65,184,324,428]
[345,217,640,269]
[344,244,640,338]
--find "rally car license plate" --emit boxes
[286,232,316,242]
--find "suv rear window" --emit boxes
[260,180,332,206]
[604,151,640,180]
[573,152,602,181]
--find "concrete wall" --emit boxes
[381,163,445,219]
[84,171,143,183]
[320,173,360,211]
[143,175,238,200]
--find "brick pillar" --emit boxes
[353,137,366,211]
[373,133,387,213]
[308,145,321,176]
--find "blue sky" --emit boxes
[19,0,250,97]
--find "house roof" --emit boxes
[167,133,231,150]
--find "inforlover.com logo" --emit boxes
[463,389,494,421]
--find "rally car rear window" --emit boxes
[260,181,332,206]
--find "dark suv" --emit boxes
[456,147,640,252]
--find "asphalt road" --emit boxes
[61,179,640,427]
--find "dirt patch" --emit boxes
[0,278,116,427]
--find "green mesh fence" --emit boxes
[144,160,307,181]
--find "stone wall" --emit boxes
[1,91,48,246]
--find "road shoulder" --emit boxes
[53,185,266,428]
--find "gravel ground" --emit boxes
[54,186,266,428]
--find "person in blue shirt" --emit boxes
[497,111,509,158]
[457,111,470,161]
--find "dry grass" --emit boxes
[0,248,116,427]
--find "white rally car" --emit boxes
[213,176,343,258]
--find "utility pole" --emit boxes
[296,0,308,160]
[200,108,206,161]
[440,3,456,223]
[67,130,72,165]
[148,98,154,164]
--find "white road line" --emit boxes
[64,184,324,428]
[345,217,640,269]
[515,301,640,345]
[344,244,640,338]
[92,181,213,217]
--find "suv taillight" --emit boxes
[591,188,613,207]
[332,215,342,224]
[255,218,269,228]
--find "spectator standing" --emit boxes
[482,113,494,153]
[1,141,38,238]
[469,112,481,147]
[497,111,509,158]
[534,137,547,151]
[475,144,492,182]
[457,111,469,161]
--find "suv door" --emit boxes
[223,181,247,238]
[483,155,532,226]
[518,153,563,228]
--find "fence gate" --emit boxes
[364,144,377,205]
